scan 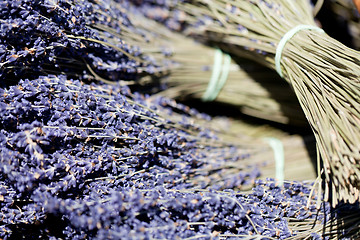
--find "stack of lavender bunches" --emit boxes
[1,1,360,239]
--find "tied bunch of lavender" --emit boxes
[136,0,360,206]
[0,0,171,85]
[126,9,307,126]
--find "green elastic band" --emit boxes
[263,137,284,186]
[275,24,324,78]
[202,49,231,102]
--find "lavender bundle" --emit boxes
[145,0,360,206]
[128,12,307,126]
[0,0,172,85]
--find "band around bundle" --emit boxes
[275,24,324,78]
[202,49,231,102]
[263,137,285,186]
